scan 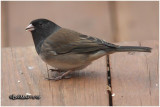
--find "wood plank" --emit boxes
[1,46,109,106]
[109,40,159,106]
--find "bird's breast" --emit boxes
[39,52,90,70]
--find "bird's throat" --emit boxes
[31,26,61,54]
[32,33,45,54]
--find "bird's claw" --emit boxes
[54,76,63,81]
[45,76,63,81]
[45,70,72,81]
[45,74,72,81]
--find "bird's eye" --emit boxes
[39,23,43,26]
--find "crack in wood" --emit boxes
[107,55,113,106]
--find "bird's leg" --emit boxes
[45,68,62,80]
[54,70,73,81]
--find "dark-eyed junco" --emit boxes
[26,18,151,81]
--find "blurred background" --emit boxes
[2,1,159,47]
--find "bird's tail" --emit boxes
[114,46,152,52]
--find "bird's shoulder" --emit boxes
[47,28,81,43]
[41,28,81,54]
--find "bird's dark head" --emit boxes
[26,18,61,54]
[26,18,60,37]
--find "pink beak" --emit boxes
[25,24,35,31]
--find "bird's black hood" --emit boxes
[27,19,61,54]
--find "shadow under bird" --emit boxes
[26,18,152,81]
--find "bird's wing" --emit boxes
[42,28,119,54]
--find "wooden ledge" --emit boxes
[2,40,158,106]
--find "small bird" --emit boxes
[26,18,151,81]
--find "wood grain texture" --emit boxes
[1,47,109,106]
[2,40,158,106]
[109,40,159,106]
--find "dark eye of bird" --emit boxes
[40,23,42,26]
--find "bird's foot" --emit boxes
[53,75,63,81]
[45,75,72,81]
[45,70,73,81]
[45,76,62,81]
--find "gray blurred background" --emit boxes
[2,1,159,47]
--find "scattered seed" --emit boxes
[106,85,111,92]
[28,66,34,70]
[26,93,31,95]
[18,80,20,83]
[112,93,115,96]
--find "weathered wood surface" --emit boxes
[2,40,159,106]
[109,40,159,106]
[2,47,108,106]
